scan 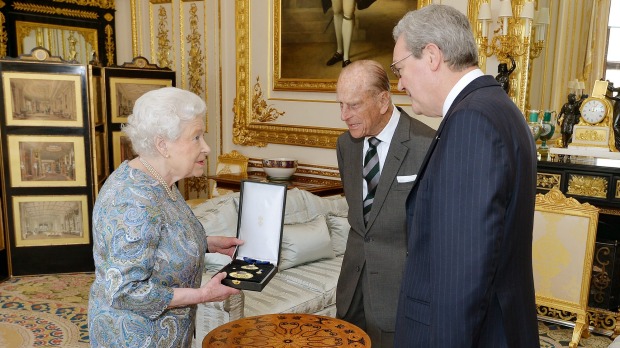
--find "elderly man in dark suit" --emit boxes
[335,60,434,347]
[390,5,540,348]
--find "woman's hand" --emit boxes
[207,236,244,258]
[198,272,240,302]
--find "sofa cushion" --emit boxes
[279,256,343,308]
[279,215,335,271]
[301,190,348,218]
[243,275,327,317]
[193,194,239,238]
[283,188,311,224]
[326,214,349,256]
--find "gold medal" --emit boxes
[232,280,240,285]
[242,264,259,270]
[229,271,253,279]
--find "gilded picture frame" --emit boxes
[275,0,420,92]
[233,0,430,149]
[109,77,172,123]
[532,188,599,347]
[7,135,87,188]
[112,131,138,169]
[2,71,83,128]
[12,195,90,247]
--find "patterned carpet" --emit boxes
[0,273,615,347]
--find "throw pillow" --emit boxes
[279,215,335,270]
[194,196,238,238]
[326,214,350,256]
[204,253,232,271]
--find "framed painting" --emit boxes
[109,77,172,123]
[2,71,83,127]
[233,0,430,149]
[533,188,599,347]
[12,195,90,247]
[112,131,138,169]
[7,135,87,188]
[275,0,422,91]
[94,131,108,189]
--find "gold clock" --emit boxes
[579,97,612,125]
[570,80,616,151]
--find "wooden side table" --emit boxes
[208,172,343,197]
[202,313,371,347]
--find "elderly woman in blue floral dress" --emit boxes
[88,87,243,347]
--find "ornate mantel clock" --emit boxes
[570,80,617,152]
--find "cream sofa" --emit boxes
[190,188,349,346]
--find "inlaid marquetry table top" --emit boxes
[202,313,371,347]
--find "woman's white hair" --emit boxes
[122,87,206,157]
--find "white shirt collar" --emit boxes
[366,104,400,146]
[442,68,484,117]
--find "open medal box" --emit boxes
[218,180,287,291]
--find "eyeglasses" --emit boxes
[390,53,413,79]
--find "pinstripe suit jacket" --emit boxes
[394,75,540,348]
[336,108,434,332]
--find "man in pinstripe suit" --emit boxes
[335,60,434,347]
[391,5,540,348]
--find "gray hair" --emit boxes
[123,87,206,156]
[341,60,391,96]
[393,4,478,71]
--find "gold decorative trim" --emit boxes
[599,207,620,217]
[0,1,5,8]
[233,0,343,148]
[616,181,620,199]
[13,2,99,19]
[537,172,561,190]
[536,187,598,210]
[539,305,620,337]
[186,3,204,96]
[0,11,7,58]
[150,0,171,3]
[130,0,138,57]
[249,157,340,179]
[104,23,115,66]
[17,46,64,62]
[156,6,172,69]
[104,12,113,22]
[119,56,162,69]
[51,0,115,9]
[567,174,608,199]
[253,76,284,122]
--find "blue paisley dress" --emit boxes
[88,161,207,347]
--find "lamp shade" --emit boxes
[478,3,492,21]
[499,0,513,18]
[520,2,535,20]
[537,7,550,25]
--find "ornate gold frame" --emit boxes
[233,0,431,148]
[533,188,599,348]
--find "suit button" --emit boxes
[364,237,372,243]
[356,266,361,272]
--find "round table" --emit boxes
[203,313,371,347]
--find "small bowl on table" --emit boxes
[262,158,297,181]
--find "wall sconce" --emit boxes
[477,0,550,60]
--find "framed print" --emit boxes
[109,77,172,123]
[12,195,90,247]
[7,135,87,187]
[95,131,108,189]
[112,131,138,169]
[2,71,83,127]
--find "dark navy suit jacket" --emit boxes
[394,75,541,348]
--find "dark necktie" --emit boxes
[363,137,381,225]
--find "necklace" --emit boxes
[139,157,177,201]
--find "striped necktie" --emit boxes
[363,137,381,225]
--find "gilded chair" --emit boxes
[210,150,249,197]
[533,188,600,348]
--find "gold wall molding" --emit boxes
[103,12,112,21]
[52,0,114,9]
[567,174,608,199]
[13,2,99,19]
[156,6,171,69]
[252,76,284,122]
[186,3,204,96]
[537,172,561,190]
